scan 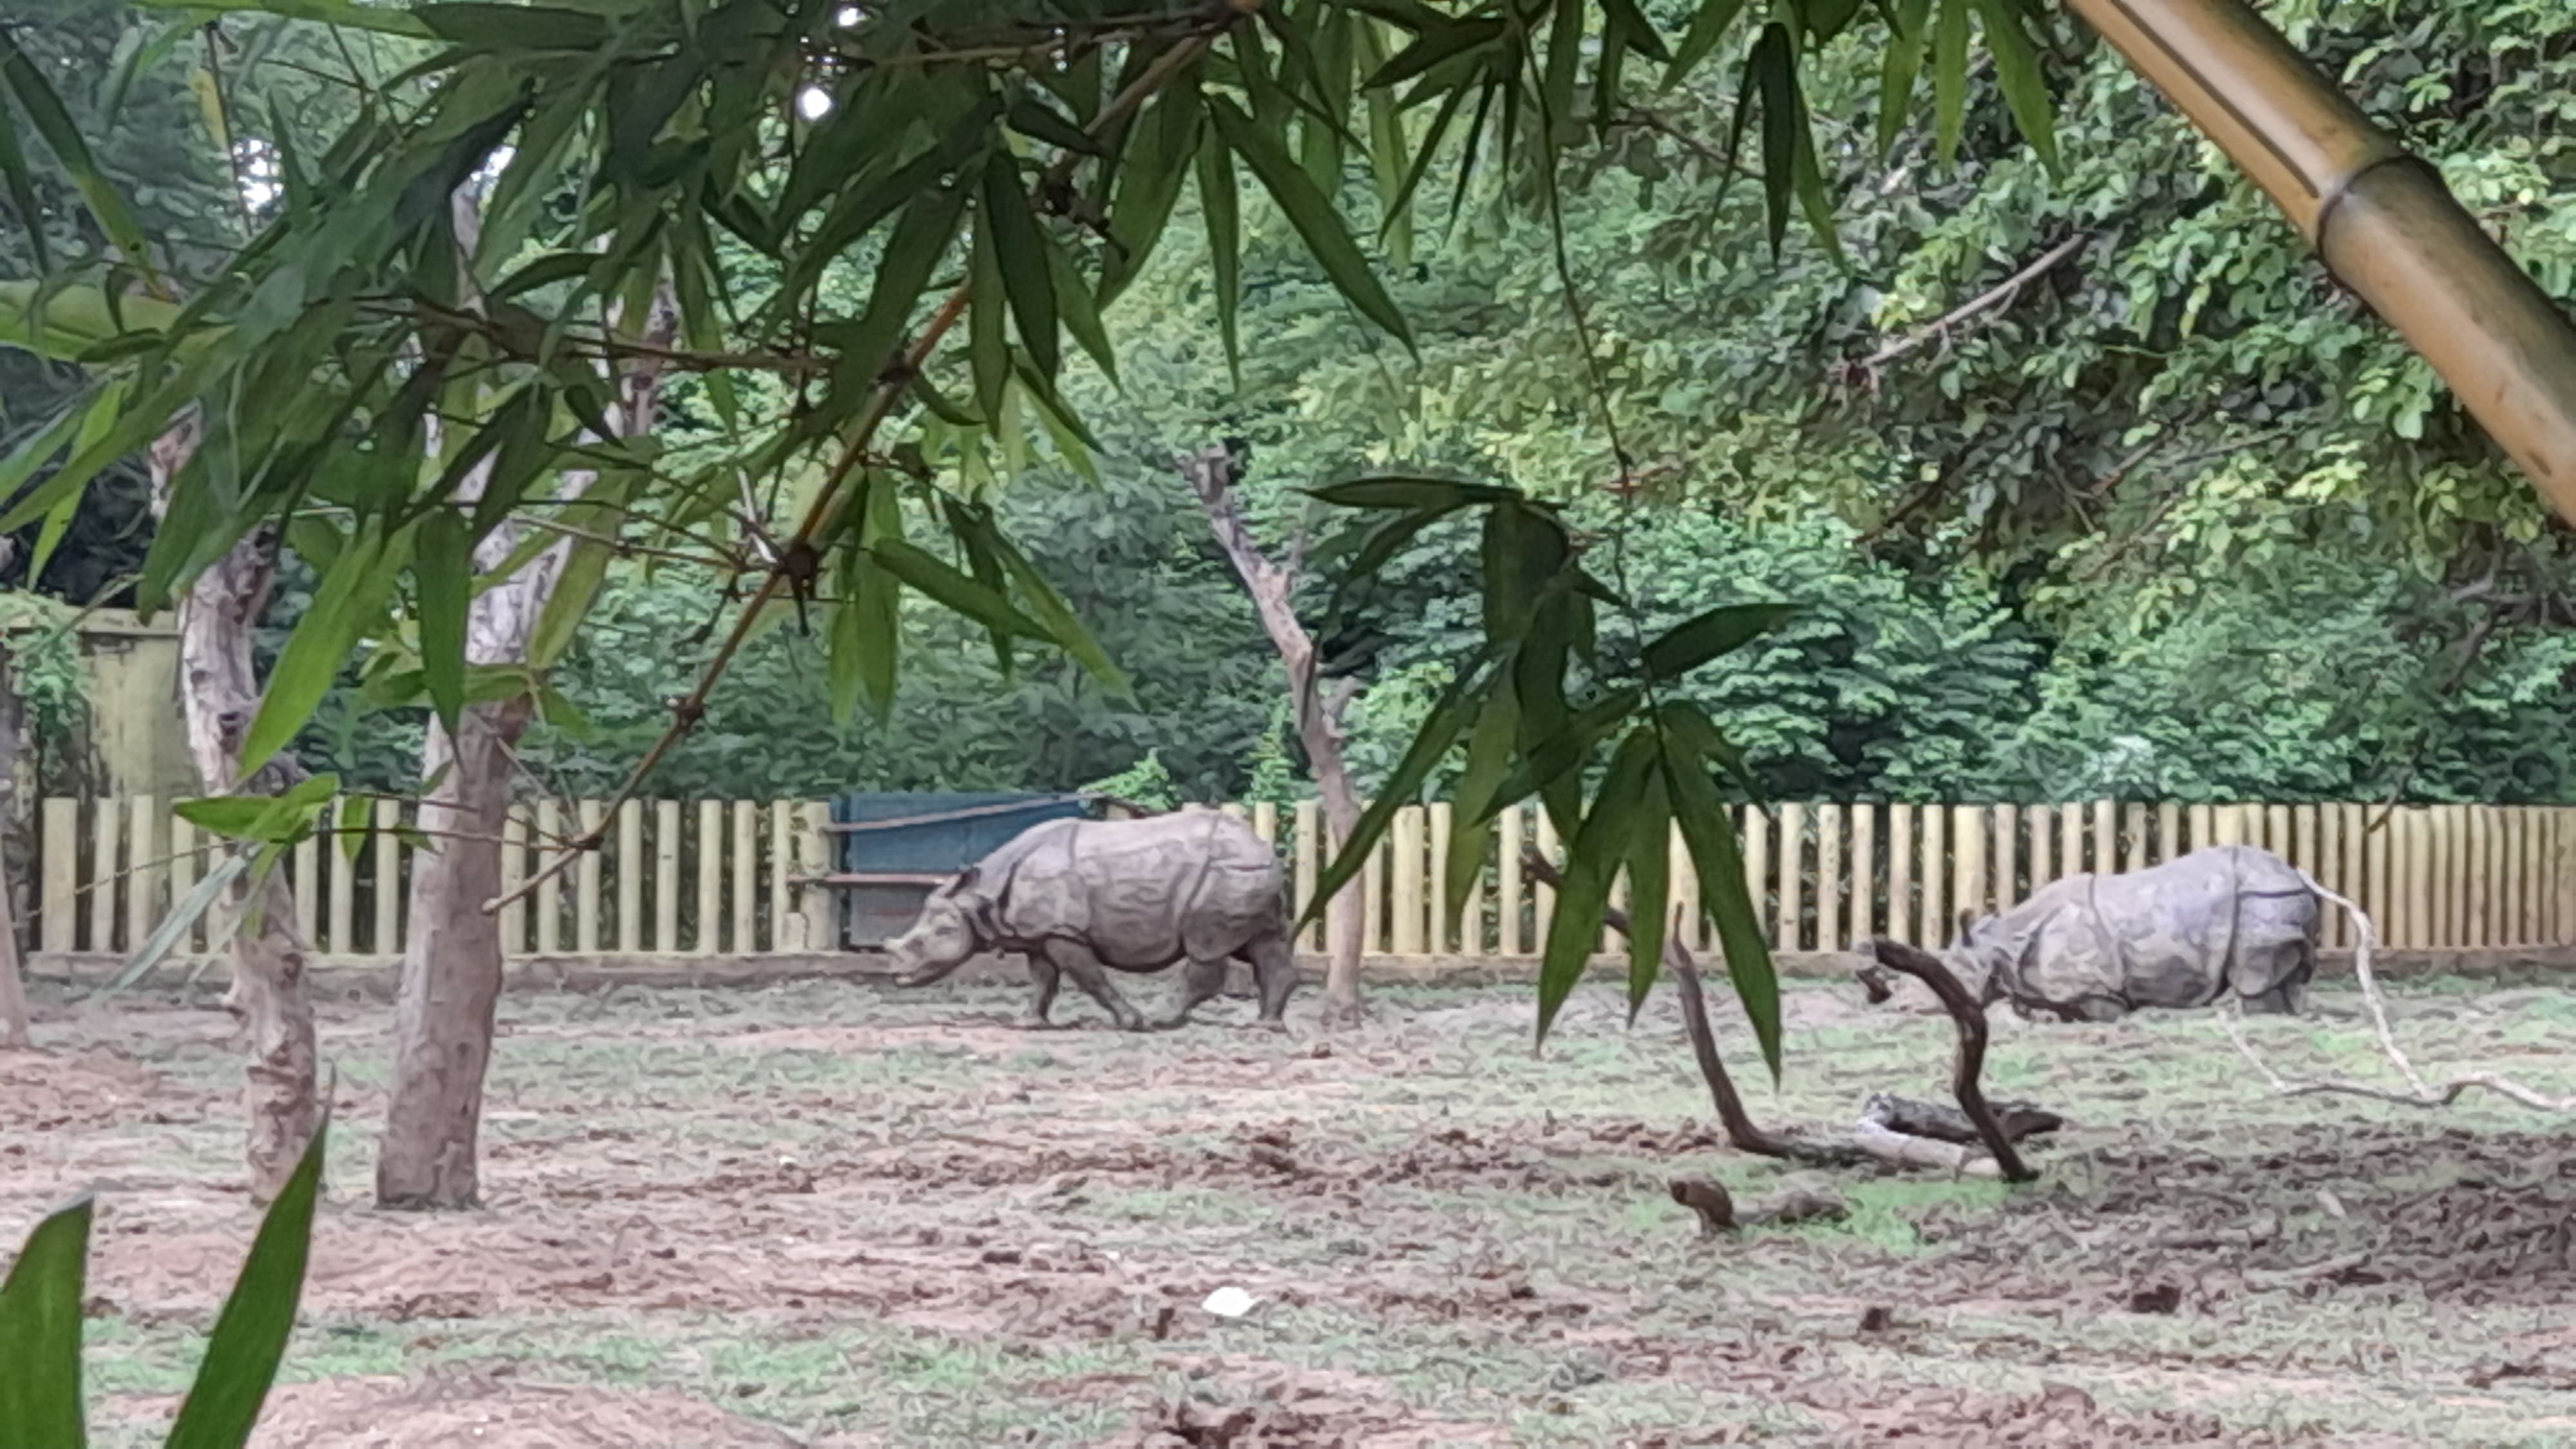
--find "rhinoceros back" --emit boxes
[1976,845,2317,1016]
[987,813,1287,969]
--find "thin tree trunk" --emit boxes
[0,857,27,1050]
[1176,444,1367,1027]
[375,266,675,1208]
[151,412,320,1202]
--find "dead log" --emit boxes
[1859,938,2037,1182]
[1861,1092,2063,1146]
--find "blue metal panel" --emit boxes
[828,791,1094,947]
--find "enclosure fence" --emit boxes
[24,796,2576,963]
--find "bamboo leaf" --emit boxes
[415,507,469,737]
[1624,766,1672,1025]
[238,522,404,780]
[27,380,125,587]
[1664,0,1747,88]
[1205,96,1413,350]
[1045,235,1116,385]
[1641,601,1792,681]
[1443,677,1519,927]
[1874,0,1934,158]
[132,0,432,38]
[968,220,1010,426]
[1310,475,1511,510]
[1932,0,1969,166]
[1365,17,1504,90]
[0,401,85,535]
[0,30,157,279]
[1099,71,1201,305]
[1974,0,2060,172]
[97,852,249,1000]
[0,83,49,275]
[1301,654,1496,929]
[164,1113,329,1449]
[831,477,904,719]
[0,1193,89,1448]
[1195,129,1242,387]
[980,151,1059,380]
[1479,686,1642,825]
[1749,23,1797,256]
[1662,709,1781,1077]
[1537,727,1655,1043]
[991,532,1134,702]
[839,178,971,393]
[869,538,1052,641]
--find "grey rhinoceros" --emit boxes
[1930,844,2320,1021]
[886,810,1300,1031]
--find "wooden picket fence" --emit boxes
[26,795,2576,962]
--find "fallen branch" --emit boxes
[2223,873,2575,1112]
[1859,938,2038,1182]
[1836,232,2090,386]
[1861,1092,2061,1146]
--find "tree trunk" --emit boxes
[375,268,675,1209]
[0,855,28,1050]
[1175,444,1367,1027]
[151,412,320,1202]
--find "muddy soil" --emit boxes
[5,972,2572,1446]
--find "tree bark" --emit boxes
[1176,444,1366,1027]
[150,412,321,1202]
[375,279,675,1208]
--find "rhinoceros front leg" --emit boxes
[1014,952,1063,1030]
[1043,940,1149,1032]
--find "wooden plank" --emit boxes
[1363,811,1388,955]
[40,799,76,952]
[498,808,528,955]
[327,808,356,956]
[2316,804,2343,948]
[1990,805,2018,911]
[2291,804,2318,895]
[800,802,835,951]
[1741,806,1770,947]
[1253,801,1278,846]
[2188,803,2213,855]
[768,800,793,955]
[125,795,158,958]
[1849,804,1877,943]
[654,801,683,952]
[2029,803,2054,888]
[370,799,402,956]
[1293,800,1321,954]
[2155,802,2181,864]
[2452,804,2476,949]
[1886,805,1913,945]
[1533,808,1559,949]
[1391,806,1426,957]
[169,818,201,954]
[1776,802,1804,951]
[616,800,645,952]
[292,831,319,949]
[2559,808,2576,943]
[89,798,118,955]
[1462,809,1488,956]
[1427,802,1453,954]
[1815,804,1844,951]
[2122,804,2148,873]
[2055,803,2081,876]
[2503,808,2526,945]
[1950,804,1984,936]
[731,800,758,953]
[1920,803,1947,946]
[2467,806,2491,948]
[2429,805,2454,948]
[2092,800,2117,878]
[2363,805,2391,947]
[1499,805,1526,956]
[536,800,564,955]
[576,799,606,954]
[695,799,721,955]
[2404,808,2433,950]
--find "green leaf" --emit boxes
[1195,130,1242,387]
[1301,654,1497,929]
[1749,23,1797,256]
[1364,17,1504,90]
[1974,0,2060,171]
[1006,93,1099,155]
[1045,235,1116,385]
[415,507,470,737]
[0,31,155,279]
[1098,70,1202,305]
[1664,0,1748,88]
[969,220,1011,426]
[0,81,48,276]
[131,0,431,37]
[421,2,610,50]
[980,151,1059,380]
[1932,0,1969,166]
[97,853,249,1001]
[1600,0,1672,63]
[1641,601,1792,681]
[830,477,903,721]
[0,400,84,534]
[991,533,1134,703]
[164,1113,328,1449]
[1537,727,1654,1043]
[28,380,124,587]
[869,538,1052,641]
[0,1193,89,1448]
[1442,677,1520,928]
[1205,96,1413,351]
[1479,686,1643,826]
[1624,767,1673,1025]
[1661,708,1781,1077]
[1311,475,1511,511]
[239,524,404,781]
[1874,0,1934,158]
[525,473,640,670]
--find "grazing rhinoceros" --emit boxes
[1921,844,2320,1022]
[886,810,1299,1032]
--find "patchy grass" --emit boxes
[5,970,2574,1446]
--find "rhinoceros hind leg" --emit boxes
[1045,940,1148,1032]
[1014,953,1063,1030]
[1155,956,1231,1030]
[1247,933,1297,1028]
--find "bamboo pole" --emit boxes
[1888,804,1914,945]
[2062,0,2576,522]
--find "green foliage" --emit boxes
[0,1116,326,1448]
[0,589,88,759]
[1083,748,1180,812]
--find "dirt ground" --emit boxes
[5,967,2574,1447]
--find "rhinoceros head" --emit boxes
[887,871,991,985]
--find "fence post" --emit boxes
[1887,804,1913,946]
[1774,802,1804,951]
[1991,804,2019,911]
[38,799,74,953]
[1670,820,1699,953]
[1919,803,1947,945]
[1363,806,1388,956]
[291,830,318,949]
[536,800,564,955]
[1498,805,1526,956]
[2316,803,2343,947]
[327,813,355,956]
[695,799,722,955]
[1392,806,1426,957]
[2029,804,2054,890]
[2506,806,2531,945]
[1815,804,1843,951]
[1426,802,1452,954]
[1740,806,1769,948]
[802,802,835,951]
[2155,802,2181,864]
[170,816,201,955]
[1951,805,1985,933]
[768,800,794,954]
[576,799,606,954]
[1292,800,1320,954]
[370,799,402,957]
[730,800,757,954]
[2121,803,2149,873]
[1850,803,1877,944]
[2557,808,2576,943]
[618,800,646,953]
[656,800,682,952]
[499,808,528,954]
[124,795,157,958]
[88,799,118,956]
[1531,808,1558,951]
[2468,805,2492,948]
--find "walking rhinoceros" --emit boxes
[885,811,1299,1031]
[1922,844,2320,1022]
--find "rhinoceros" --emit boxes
[1924,844,2320,1022]
[885,810,1299,1031]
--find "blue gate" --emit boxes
[823,791,1101,948]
